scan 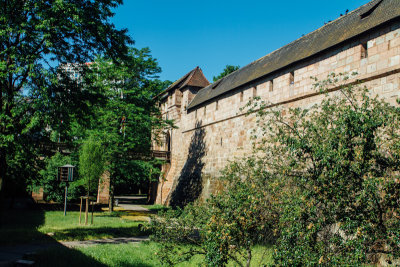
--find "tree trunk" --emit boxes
[0,152,6,209]
[246,249,252,267]
[108,180,114,213]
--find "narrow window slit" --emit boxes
[361,42,368,59]
[289,71,295,85]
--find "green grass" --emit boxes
[141,204,170,213]
[0,210,147,245]
[27,242,274,267]
[1,209,274,266]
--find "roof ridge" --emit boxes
[187,0,399,110]
[250,0,375,68]
[181,67,199,88]
[164,67,198,92]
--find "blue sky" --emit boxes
[111,0,370,83]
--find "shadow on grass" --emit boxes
[0,209,54,245]
[96,210,153,217]
[51,226,149,241]
[27,245,154,267]
[0,204,110,266]
[144,205,170,214]
[27,246,107,267]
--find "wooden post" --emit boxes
[91,201,94,225]
[79,197,83,225]
[85,197,89,225]
[63,184,68,216]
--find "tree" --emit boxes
[0,0,132,198]
[29,152,84,202]
[150,157,280,267]
[81,48,172,210]
[79,136,105,198]
[249,73,400,265]
[213,65,240,82]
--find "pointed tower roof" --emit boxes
[164,66,209,94]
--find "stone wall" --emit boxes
[156,21,400,206]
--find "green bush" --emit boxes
[150,158,278,266]
[249,73,400,265]
[32,152,83,202]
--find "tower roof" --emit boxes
[163,66,209,96]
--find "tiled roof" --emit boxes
[187,0,400,110]
[162,66,209,96]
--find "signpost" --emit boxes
[58,164,75,216]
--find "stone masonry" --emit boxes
[154,0,400,206]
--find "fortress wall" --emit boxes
[157,21,400,205]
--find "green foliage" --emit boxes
[203,158,280,267]
[150,158,277,266]
[0,0,131,195]
[149,204,209,265]
[248,73,400,265]
[79,136,105,196]
[213,65,240,82]
[79,48,172,199]
[30,153,83,202]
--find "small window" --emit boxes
[361,42,368,59]
[216,100,219,111]
[195,109,197,119]
[204,106,206,116]
[289,71,294,85]
[269,80,274,92]
[240,91,244,102]
[253,87,257,97]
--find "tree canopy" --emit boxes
[213,65,240,82]
[0,0,132,197]
[72,48,171,206]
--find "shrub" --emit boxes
[150,157,278,266]
[33,152,83,202]
[250,73,400,265]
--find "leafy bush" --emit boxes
[34,152,83,202]
[150,157,278,266]
[249,73,400,265]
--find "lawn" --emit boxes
[141,204,170,213]
[1,208,274,266]
[27,242,274,267]
[0,209,147,245]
